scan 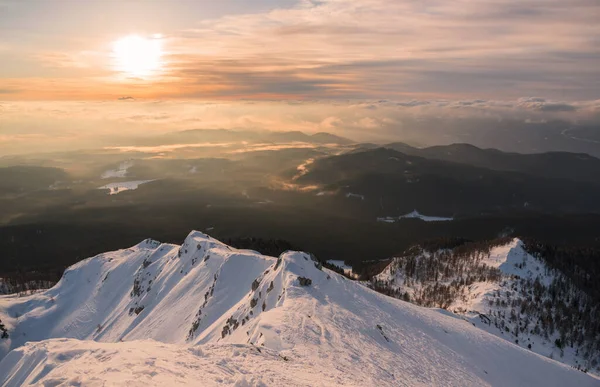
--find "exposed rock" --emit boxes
[251,278,260,291]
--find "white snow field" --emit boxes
[0,232,597,386]
[399,210,453,222]
[377,210,453,223]
[98,179,155,195]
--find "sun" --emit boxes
[112,35,163,77]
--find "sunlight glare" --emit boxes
[112,35,163,77]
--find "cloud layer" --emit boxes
[0,0,598,100]
[1,98,599,155]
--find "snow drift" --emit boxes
[0,232,596,386]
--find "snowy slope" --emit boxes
[377,210,453,223]
[0,233,597,386]
[449,239,554,313]
[399,210,453,222]
[374,238,599,375]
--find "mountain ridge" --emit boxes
[295,147,600,216]
[383,142,600,184]
[0,232,597,386]
[133,129,355,147]
[372,238,600,374]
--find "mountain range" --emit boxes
[132,129,355,147]
[0,232,597,386]
[384,142,600,184]
[296,146,600,216]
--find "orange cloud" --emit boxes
[0,0,598,100]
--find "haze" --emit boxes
[1,0,599,156]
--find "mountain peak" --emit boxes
[0,233,597,386]
[374,237,598,375]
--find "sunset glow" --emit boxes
[0,0,598,152]
[0,0,597,101]
[112,35,163,77]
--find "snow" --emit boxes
[450,239,585,367]
[0,339,331,386]
[345,192,365,200]
[98,180,155,195]
[378,210,453,223]
[481,239,550,284]
[0,233,596,386]
[101,160,134,179]
[399,210,453,222]
[375,238,598,376]
[315,191,334,196]
[377,217,397,223]
[450,239,556,316]
[376,217,396,223]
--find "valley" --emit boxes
[1,131,600,385]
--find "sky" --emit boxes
[0,0,599,154]
[1,0,598,101]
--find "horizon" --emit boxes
[1,0,599,156]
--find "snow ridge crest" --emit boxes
[0,233,598,386]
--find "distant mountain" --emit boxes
[340,142,380,154]
[136,129,354,147]
[372,238,600,374]
[264,130,352,144]
[263,130,313,143]
[295,147,600,216]
[310,132,354,145]
[383,142,419,155]
[0,232,595,386]
[384,142,600,184]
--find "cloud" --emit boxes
[534,103,578,112]
[1,0,598,100]
[320,116,342,129]
[395,101,431,108]
[0,88,20,94]
[1,97,598,140]
[517,97,578,112]
[148,0,599,100]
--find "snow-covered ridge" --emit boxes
[0,233,596,386]
[378,210,453,223]
[374,238,599,375]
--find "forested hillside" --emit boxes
[371,238,600,373]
